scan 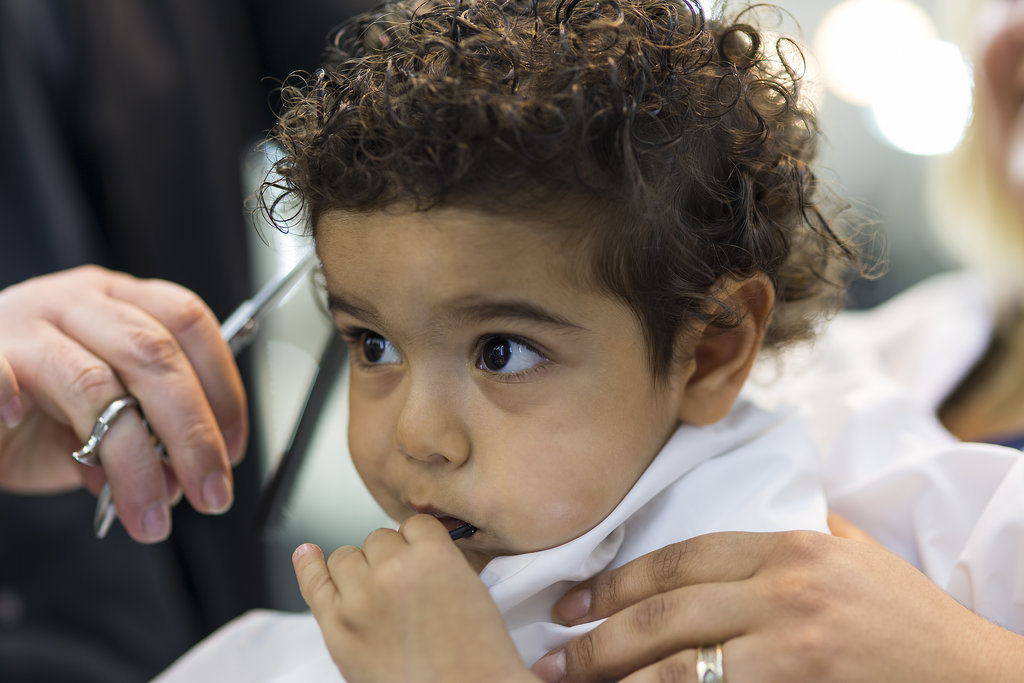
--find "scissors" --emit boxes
[93,250,317,538]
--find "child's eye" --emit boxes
[355,331,401,365]
[477,336,546,374]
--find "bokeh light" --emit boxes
[814,0,972,155]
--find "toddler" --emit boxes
[157,0,856,680]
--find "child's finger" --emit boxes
[827,512,880,545]
[360,527,408,563]
[292,543,336,610]
[326,544,368,585]
[399,513,452,542]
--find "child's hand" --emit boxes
[293,514,537,683]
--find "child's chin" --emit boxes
[461,547,496,573]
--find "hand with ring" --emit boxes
[0,266,248,543]
[531,528,1024,682]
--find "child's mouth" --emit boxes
[437,515,477,539]
[410,505,477,539]
[448,522,477,540]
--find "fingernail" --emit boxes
[141,503,171,542]
[554,587,591,625]
[202,471,233,513]
[532,650,566,683]
[167,482,184,507]
[1,395,23,429]
[293,543,317,559]
[223,423,246,461]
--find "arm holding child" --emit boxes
[538,529,1024,682]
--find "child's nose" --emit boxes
[394,373,470,466]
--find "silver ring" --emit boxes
[696,643,724,683]
[71,396,140,467]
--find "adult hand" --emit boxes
[293,514,535,683]
[0,266,247,542]
[531,530,1024,682]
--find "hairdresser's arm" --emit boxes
[532,530,1024,682]
[0,266,247,542]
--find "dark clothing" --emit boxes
[0,1,362,680]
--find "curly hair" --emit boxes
[263,0,857,377]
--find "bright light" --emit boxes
[814,0,972,155]
[815,0,937,106]
[870,40,973,155]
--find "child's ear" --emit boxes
[674,274,775,426]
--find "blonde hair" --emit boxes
[929,0,1024,309]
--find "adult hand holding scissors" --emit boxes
[0,265,248,543]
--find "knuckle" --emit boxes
[327,546,358,572]
[375,554,411,587]
[67,360,119,404]
[174,418,222,459]
[563,628,600,675]
[630,592,672,635]
[757,562,829,617]
[598,567,628,610]
[778,529,829,564]
[159,288,217,338]
[364,527,395,544]
[652,653,692,683]
[125,326,183,375]
[304,567,333,597]
[69,264,106,279]
[646,540,689,591]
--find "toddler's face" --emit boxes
[317,206,685,571]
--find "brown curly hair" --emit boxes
[263,0,857,378]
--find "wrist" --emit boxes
[973,620,1024,681]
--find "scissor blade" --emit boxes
[93,248,316,539]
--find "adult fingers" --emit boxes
[96,402,174,542]
[12,322,173,541]
[618,639,768,683]
[56,290,235,518]
[107,275,247,464]
[0,352,22,428]
[534,582,755,683]
[551,532,774,626]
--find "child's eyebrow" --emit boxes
[327,291,583,331]
[447,300,584,330]
[326,292,386,329]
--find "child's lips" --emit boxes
[410,504,472,533]
[437,516,469,532]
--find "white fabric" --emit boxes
[750,270,1024,632]
[157,270,1024,681]
[155,399,828,682]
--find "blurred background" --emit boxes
[0,1,982,678]
[250,0,977,609]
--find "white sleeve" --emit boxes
[945,453,1024,631]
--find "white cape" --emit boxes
[156,398,828,681]
[750,271,1024,633]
